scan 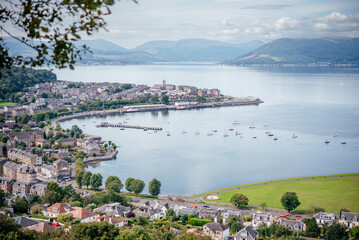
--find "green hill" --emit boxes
[225,37,359,66]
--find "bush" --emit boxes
[189,218,212,226]
[31,214,49,220]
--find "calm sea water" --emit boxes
[56,65,359,196]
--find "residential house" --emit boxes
[0,176,15,193]
[30,183,47,197]
[202,222,229,240]
[52,160,68,170]
[28,222,57,233]
[94,203,131,217]
[92,215,128,227]
[12,181,32,194]
[313,212,336,226]
[199,208,220,220]
[44,203,74,218]
[83,141,102,156]
[175,206,199,217]
[7,130,44,148]
[234,225,258,240]
[252,213,273,228]
[42,149,69,159]
[339,211,359,228]
[70,207,99,223]
[34,138,50,148]
[8,148,42,166]
[277,219,304,231]
[55,138,76,148]
[223,210,242,224]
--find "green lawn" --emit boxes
[0,101,17,107]
[210,175,359,213]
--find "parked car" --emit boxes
[285,213,291,216]
[52,222,60,226]
[280,215,286,218]
[295,215,301,218]
[203,205,210,208]
[191,206,197,208]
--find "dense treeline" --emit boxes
[0,67,56,101]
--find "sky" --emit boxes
[2,0,359,48]
[88,0,359,48]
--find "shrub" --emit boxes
[189,218,212,226]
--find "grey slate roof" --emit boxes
[15,216,38,227]
[340,211,359,222]
[204,222,228,232]
[234,225,258,240]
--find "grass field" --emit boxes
[198,175,359,213]
[0,101,17,107]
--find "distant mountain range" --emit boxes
[3,37,359,66]
[224,37,359,66]
[2,37,264,64]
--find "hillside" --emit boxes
[225,37,359,66]
[0,67,56,101]
[3,37,264,64]
[134,39,265,62]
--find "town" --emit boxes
[0,77,358,240]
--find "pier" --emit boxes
[96,122,163,131]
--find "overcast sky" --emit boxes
[83,0,357,48]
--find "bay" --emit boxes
[56,64,359,196]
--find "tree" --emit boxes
[1,146,7,157]
[161,94,169,104]
[349,226,359,239]
[260,202,267,210]
[0,189,5,207]
[125,177,135,193]
[90,173,103,189]
[227,215,244,234]
[303,218,320,238]
[82,171,92,189]
[281,192,301,212]
[325,223,348,240]
[105,176,120,188]
[0,0,137,74]
[148,178,161,198]
[126,211,135,218]
[131,179,145,195]
[76,171,84,188]
[22,125,31,132]
[13,197,29,214]
[58,213,73,223]
[44,182,64,204]
[107,180,123,193]
[230,193,249,208]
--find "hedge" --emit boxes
[189,218,212,226]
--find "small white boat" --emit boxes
[235,131,241,135]
[265,131,270,134]
[232,121,240,125]
[333,133,339,137]
[268,133,274,137]
[341,141,346,144]
[291,134,298,139]
[229,128,234,131]
[249,125,256,129]
[252,136,257,139]
[207,133,213,136]
[223,134,228,137]
[325,140,330,144]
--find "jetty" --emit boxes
[96,122,163,131]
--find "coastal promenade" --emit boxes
[52,98,263,127]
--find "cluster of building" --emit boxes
[150,80,220,100]
[0,80,222,123]
[0,128,107,197]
